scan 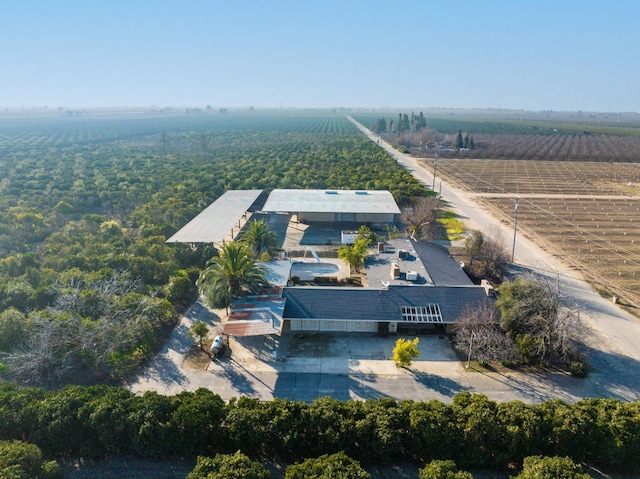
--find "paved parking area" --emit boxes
[129,299,640,403]
[283,332,456,361]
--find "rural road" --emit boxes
[349,116,640,390]
[129,120,640,404]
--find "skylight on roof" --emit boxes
[401,304,443,323]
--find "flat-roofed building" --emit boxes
[262,189,400,224]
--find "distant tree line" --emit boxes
[0,385,639,474]
[370,112,428,134]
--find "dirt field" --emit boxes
[433,159,640,308]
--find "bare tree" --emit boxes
[463,226,509,280]
[453,302,517,363]
[496,273,586,364]
[4,270,171,386]
[480,225,509,277]
[3,314,83,388]
[401,196,440,239]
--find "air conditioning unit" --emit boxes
[406,271,418,281]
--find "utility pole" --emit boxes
[432,158,438,189]
[511,196,520,263]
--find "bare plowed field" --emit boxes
[433,159,640,307]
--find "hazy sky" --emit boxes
[2,0,639,112]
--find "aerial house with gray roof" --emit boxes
[281,238,495,335]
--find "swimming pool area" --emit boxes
[290,261,340,281]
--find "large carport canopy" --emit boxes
[166,190,262,244]
[261,189,401,214]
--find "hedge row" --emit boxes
[1,384,639,471]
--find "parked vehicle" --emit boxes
[211,335,224,357]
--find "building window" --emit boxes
[401,304,443,323]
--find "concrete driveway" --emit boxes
[128,298,640,403]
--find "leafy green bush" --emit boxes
[513,455,590,479]
[568,361,589,378]
[164,270,198,308]
[187,451,270,479]
[0,440,60,479]
[419,459,472,479]
[501,359,516,368]
[285,452,370,479]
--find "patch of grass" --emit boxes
[438,210,466,240]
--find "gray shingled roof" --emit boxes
[283,285,493,323]
[262,189,401,214]
[411,240,473,286]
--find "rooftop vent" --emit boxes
[325,190,338,194]
[355,191,368,195]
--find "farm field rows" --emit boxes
[433,159,640,307]
[355,112,640,162]
[0,110,358,153]
[355,112,640,137]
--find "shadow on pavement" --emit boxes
[169,322,196,355]
[138,353,188,388]
[212,360,260,397]
[184,301,221,328]
[272,371,389,402]
[408,370,467,398]
[581,346,640,401]
[235,335,277,362]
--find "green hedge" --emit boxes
[0,385,639,472]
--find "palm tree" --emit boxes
[197,242,269,313]
[240,219,279,259]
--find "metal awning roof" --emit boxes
[223,297,286,337]
[166,190,262,244]
[262,189,401,214]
